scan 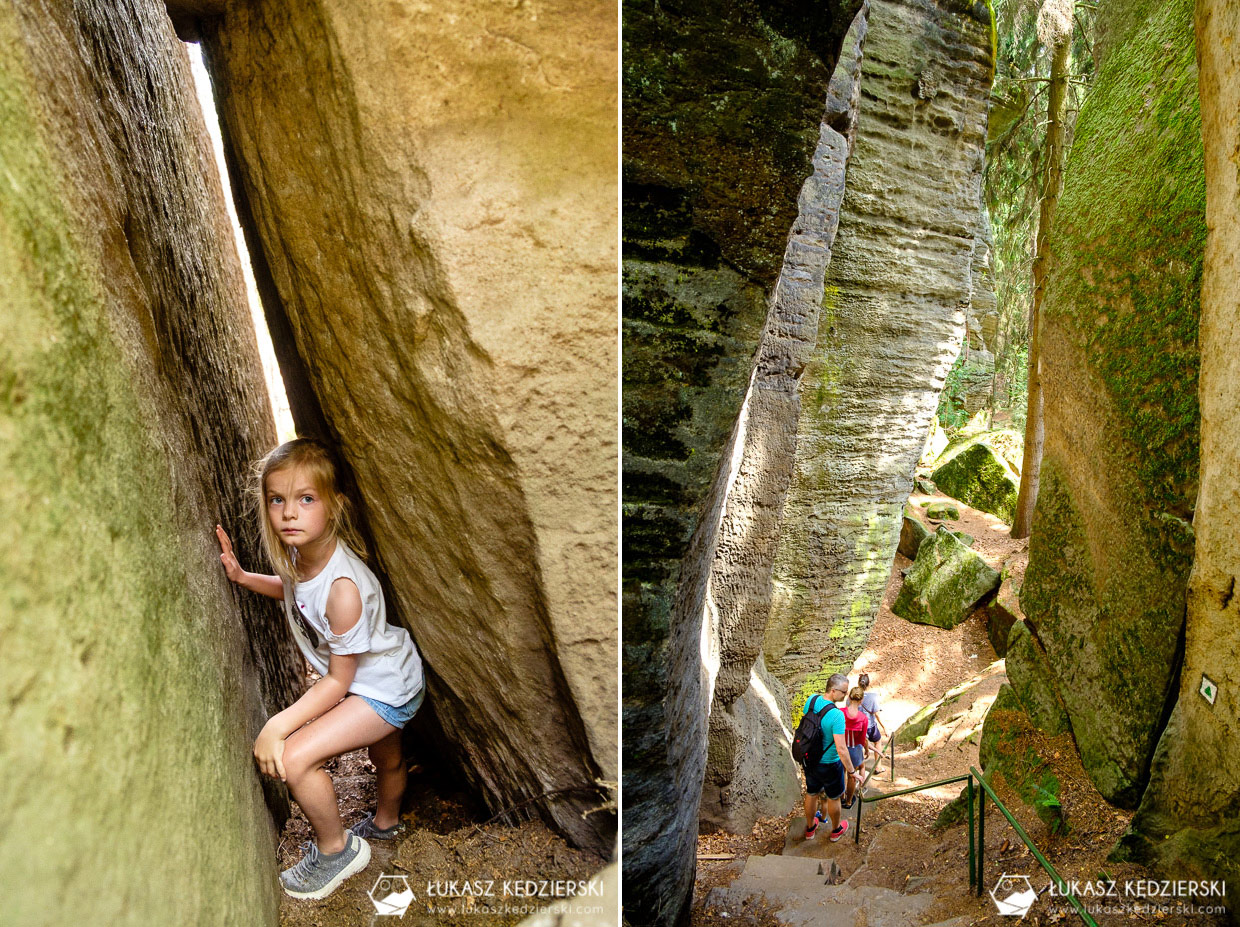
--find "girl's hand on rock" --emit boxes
[216,525,244,584]
[253,726,287,781]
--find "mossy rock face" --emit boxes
[1018,0,1203,810]
[979,685,1069,833]
[1005,621,1072,735]
[916,477,938,494]
[896,697,945,745]
[924,501,961,520]
[931,438,1019,524]
[899,511,930,559]
[983,572,1020,656]
[893,527,1001,629]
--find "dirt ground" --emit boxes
[691,491,1227,927]
[275,671,608,927]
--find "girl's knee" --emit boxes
[282,743,324,784]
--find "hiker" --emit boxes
[858,673,888,767]
[842,686,869,809]
[217,438,426,899]
[795,673,857,842]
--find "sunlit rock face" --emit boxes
[1123,0,1240,901]
[0,0,296,922]
[698,11,869,838]
[765,0,995,713]
[1018,0,1203,809]
[621,0,865,920]
[199,0,617,852]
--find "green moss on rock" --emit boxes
[931,438,1019,524]
[893,527,1000,629]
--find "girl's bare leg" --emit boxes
[281,696,398,854]
[368,727,406,829]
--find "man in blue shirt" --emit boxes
[802,673,857,841]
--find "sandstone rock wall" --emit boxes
[765,0,995,710]
[199,0,617,851]
[699,11,869,836]
[1123,0,1240,901]
[621,1,864,921]
[1016,0,1204,808]
[0,0,297,922]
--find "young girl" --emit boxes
[858,672,887,767]
[215,437,425,900]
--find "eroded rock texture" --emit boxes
[765,0,995,711]
[1017,0,1204,808]
[1123,0,1240,901]
[0,0,297,922]
[198,0,618,851]
[699,11,869,837]
[622,0,864,921]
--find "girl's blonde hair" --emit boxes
[254,437,367,590]
[848,686,864,702]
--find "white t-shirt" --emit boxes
[283,539,424,705]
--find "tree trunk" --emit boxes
[1011,36,1070,538]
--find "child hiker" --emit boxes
[216,437,425,900]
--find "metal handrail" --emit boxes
[837,759,1096,926]
[969,766,1098,927]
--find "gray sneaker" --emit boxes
[280,833,371,899]
[349,811,404,840]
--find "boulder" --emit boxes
[1005,621,1071,735]
[618,0,866,916]
[200,0,618,851]
[931,438,1020,524]
[915,477,938,495]
[924,501,960,521]
[898,511,931,560]
[893,528,1000,629]
[0,1,296,921]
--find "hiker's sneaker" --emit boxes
[805,819,821,841]
[814,811,824,823]
[829,820,850,842]
[280,833,371,899]
[349,811,404,841]
[842,793,856,810]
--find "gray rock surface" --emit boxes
[0,1,295,921]
[620,0,866,919]
[766,0,995,711]
[1005,621,1071,735]
[200,0,617,851]
[699,12,869,837]
[898,511,931,559]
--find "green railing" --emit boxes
[839,750,1097,927]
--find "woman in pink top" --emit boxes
[842,686,869,809]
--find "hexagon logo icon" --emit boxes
[991,873,1036,916]
[369,873,415,917]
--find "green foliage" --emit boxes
[936,352,972,432]
[985,0,1098,423]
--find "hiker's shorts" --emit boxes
[806,760,845,800]
[360,687,424,730]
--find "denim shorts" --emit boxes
[360,686,424,729]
